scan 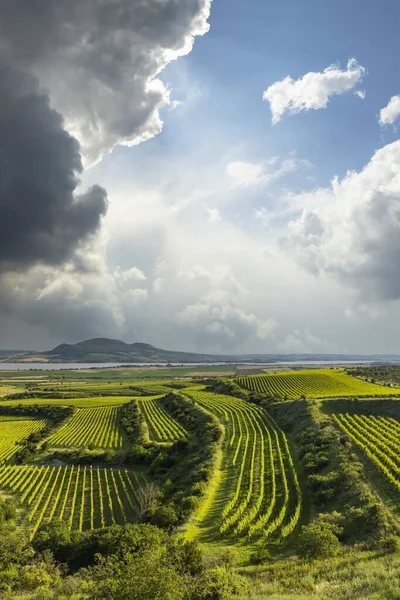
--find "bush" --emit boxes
[297,520,340,560]
[190,565,249,600]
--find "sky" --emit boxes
[1,0,400,355]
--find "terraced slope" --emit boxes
[48,406,123,449]
[138,398,187,442]
[237,370,399,399]
[0,418,46,462]
[333,413,400,499]
[0,464,145,539]
[183,390,302,543]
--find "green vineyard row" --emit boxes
[333,413,400,495]
[184,390,302,541]
[237,370,400,399]
[49,406,123,449]
[0,418,46,462]
[139,397,187,442]
[0,464,145,539]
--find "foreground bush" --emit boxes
[297,520,340,560]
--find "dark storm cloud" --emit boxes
[0,64,107,270]
[0,0,212,347]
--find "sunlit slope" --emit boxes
[48,406,124,449]
[183,390,302,543]
[0,395,161,408]
[237,369,400,399]
[138,397,187,442]
[0,464,145,539]
[0,418,46,462]
[333,413,400,489]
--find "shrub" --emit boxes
[297,520,340,560]
[190,565,249,600]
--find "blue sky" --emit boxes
[189,0,400,180]
[87,0,400,202]
[2,0,400,354]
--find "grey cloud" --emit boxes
[0,63,107,271]
[0,0,212,163]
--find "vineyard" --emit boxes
[237,369,399,399]
[48,406,123,449]
[0,418,46,462]
[0,396,157,408]
[138,398,187,442]
[183,389,302,542]
[333,413,400,497]
[0,464,145,539]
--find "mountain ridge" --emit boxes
[46,337,216,363]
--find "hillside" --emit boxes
[45,337,216,363]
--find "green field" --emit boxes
[237,369,400,398]
[0,417,46,462]
[183,390,302,544]
[138,398,187,442]
[0,366,400,599]
[0,384,20,396]
[48,406,124,449]
[0,464,145,539]
[0,395,161,408]
[333,413,400,503]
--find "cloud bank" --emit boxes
[264,58,366,123]
[281,140,400,301]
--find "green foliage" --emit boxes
[269,399,394,544]
[19,551,62,591]
[120,400,149,446]
[297,520,341,560]
[0,498,16,524]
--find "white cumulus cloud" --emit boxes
[379,95,400,127]
[263,58,366,124]
[281,140,400,301]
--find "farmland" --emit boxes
[333,413,400,501]
[48,406,124,449]
[0,395,158,408]
[237,369,399,398]
[0,417,46,462]
[0,464,144,539]
[183,390,302,543]
[138,397,187,442]
[0,365,399,599]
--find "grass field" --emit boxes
[0,464,145,539]
[237,369,400,399]
[0,418,46,462]
[48,406,124,449]
[0,384,20,396]
[0,395,162,408]
[138,398,187,442]
[183,390,302,544]
[0,365,235,381]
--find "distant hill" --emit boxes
[45,337,216,363]
[3,337,400,364]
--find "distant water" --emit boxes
[0,362,134,370]
[0,359,379,371]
